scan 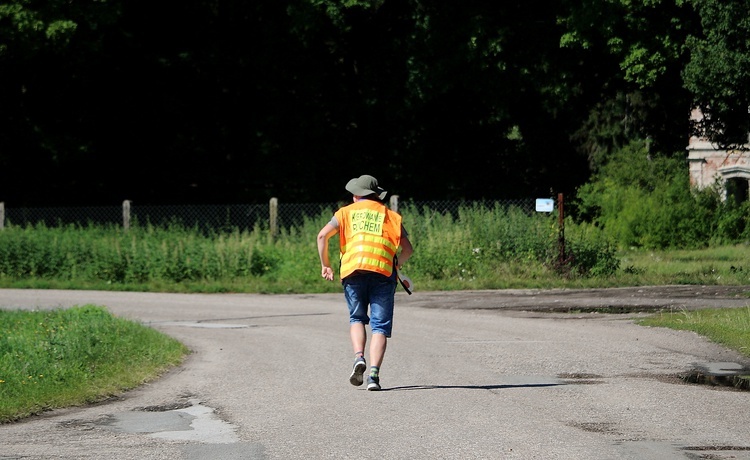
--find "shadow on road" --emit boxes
[383,383,563,391]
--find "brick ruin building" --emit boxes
[687,108,750,202]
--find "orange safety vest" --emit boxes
[335,199,402,279]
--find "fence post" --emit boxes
[123,200,131,231]
[557,193,565,265]
[0,202,4,230]
[269,197,278,238]
[389,194,399,212]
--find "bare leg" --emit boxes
[348,323,368,386]
[350,323,366,356]
[369,333,387,368]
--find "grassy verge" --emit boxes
[3,245,749,292]
[0,305,189,423]
[0,206,749,293]
[637,307,750,359]
[616,245,750,286]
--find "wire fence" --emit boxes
[0,197,544,233]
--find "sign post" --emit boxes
[557,193,565,265]
[536,195,565,268]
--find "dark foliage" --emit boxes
[0,0,733,206]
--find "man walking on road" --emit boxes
[317,174,413,391]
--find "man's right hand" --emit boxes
[321,266,334,281]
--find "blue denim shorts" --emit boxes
[342,272,398,337]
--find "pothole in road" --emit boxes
[560,364,750,391]
[682,362,750,391]
[558,372,606,385]
[98,398,239,444]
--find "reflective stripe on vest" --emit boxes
[336,200,402,279]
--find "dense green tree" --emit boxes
[558,0,697,168]
[331,1,591,199]
[0,0,122,203]
[683,0,750,148]
[1,0,746,207]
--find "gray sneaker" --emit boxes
[366,375,381,391]
[349,357,366,386]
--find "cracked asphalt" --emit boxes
[1,286,749,460]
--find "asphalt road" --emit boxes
[1,286,750,460]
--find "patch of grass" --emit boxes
[0,305,189,423]
[637,307,750,358]
[616,244,750,286]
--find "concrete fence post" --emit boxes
[269,197,278,238]
[123,200,131,231]
[389,195,399,213]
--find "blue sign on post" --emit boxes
[535,198,554,213]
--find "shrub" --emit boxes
[574,139,750,250]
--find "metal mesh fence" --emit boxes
[129,204,271,232]
[0,198,542,232]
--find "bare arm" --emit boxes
[397,233,413,269]
[317,223,338,281]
